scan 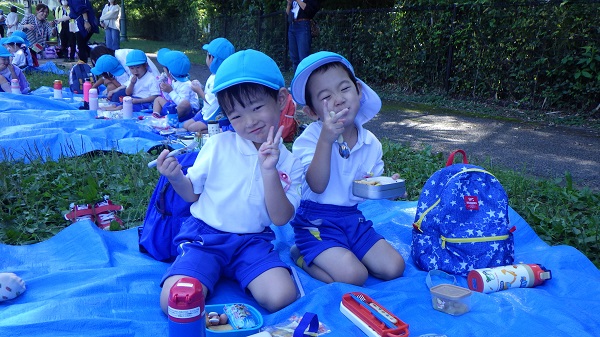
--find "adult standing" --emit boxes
[0,10,6,38]
[99,0,121,51]
[6,6,19,37]
[68,0,99,64]
[286,0,320,72]
[54,1,78,61]
[17,3,56,67]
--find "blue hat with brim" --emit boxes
[11,31,30,47]
[91,54,126,76]
[203,38,235,74]
[0,46,12,58]
[5,35,26,46]
[213,49,284,94]
[163,51,190,82]
[125,49,147,66]
[290,51,381,126]
[0,38,8,46]
[156,48,171,66]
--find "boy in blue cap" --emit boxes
[155,49,302,313]
[183,37,235,133]
[152,49,200,122]
[288,51,405,285]
[0,45,30,94]
[90,54,128,98]
[3,35,31,69]
[106,49,160,111]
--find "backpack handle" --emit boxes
[446,149,468,166]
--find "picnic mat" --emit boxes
[0,92,164,162]
[1,199,599,336]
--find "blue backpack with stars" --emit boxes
[411,150,515,276]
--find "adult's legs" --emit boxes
[288,24,300,71]
[76,31,92,63]
[295,21,311,65]
[105,28,120,50]
[68,32,77,60]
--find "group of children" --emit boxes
[153,45,406,314]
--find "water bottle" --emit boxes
[207,120,220,137]
[167,105,179,128]
[11,79,20,94]
[53,80,63,99]
[83,79,92,103]
[467,263,552,293]
[88,88,98,111]
[122,96,133,119]
[168,277,206,337]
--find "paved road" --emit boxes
[183,61,600,191]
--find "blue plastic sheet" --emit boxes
[0,91,165,162]
[1,200,599,337]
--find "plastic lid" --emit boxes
[430,284,472,299]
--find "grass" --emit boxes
[2,38,599,269]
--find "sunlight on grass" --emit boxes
[121,38,204,64]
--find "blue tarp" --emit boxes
[0,91,165,162]
[1,200,599,336]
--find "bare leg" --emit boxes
[247,267,297,312]
[361,239,405,280]
[291,245,368,285]
[153,96,167,114]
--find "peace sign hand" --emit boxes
[320,99,349,144]
[258,125,284,170]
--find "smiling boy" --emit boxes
[155,49,302,313]
[106,49,159,111]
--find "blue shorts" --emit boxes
[161,216,288,294]
[290,200,383,266]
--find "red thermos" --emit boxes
[168,277,206,337]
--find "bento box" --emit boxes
[205,303,263,337]
[352,177,406,199]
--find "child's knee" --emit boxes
[252,283,296,312]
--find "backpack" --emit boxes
[279,93,298,143]
[69,63,96,93]
[138,151,199,261]
[411,149,515,276]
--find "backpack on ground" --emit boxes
[138,151,199,262]
[411,149,515,276]
[279,93,299,143]
[69,63,96,94]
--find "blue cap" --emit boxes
[156,48,171,66]
[11,31,30,47]
[0,37,8,46]
[4,35,25,46]
[125,49,147,66]
[0,46,11,58]
[290,51,382,125]
[213,49,284,94]
[202,37,235,74]
[163,51,190,82]
[91,54,126,76]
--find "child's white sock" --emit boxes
[0,273,26,302]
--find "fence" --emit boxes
[201,1,598,110]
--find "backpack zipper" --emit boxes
[440,234,510,249]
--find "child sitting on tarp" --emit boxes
[183,37,235,133]
[288,51,405,285]
[0,45,30,94]
[2,35,32,69]
[155,49,303,313]
[151,49,200,123]
[0,273,26,302]
[90,54,127,99]
[103,49,160,112]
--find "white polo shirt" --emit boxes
[200,74,219,121]
[168,80,200,111]
[292,121,384,206]
[125,70,160,98]
[186,131,303,233]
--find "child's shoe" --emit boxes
[94,195,124,231]
[64,203,95,223]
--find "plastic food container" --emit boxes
[352,177,406,199]
[205,303,263,337]
[430,284,472,316]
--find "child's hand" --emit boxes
[159,82,173,93]
[391,173,400,180]
[258,125,284,171]
[321,99,348,144]
[156,149,184,180]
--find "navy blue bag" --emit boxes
[411,150,515,276]
[69,63,96,94]
[139,151,199,261]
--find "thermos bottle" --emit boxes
[122,96,133,119]
[168,277,205,337]
[467,263,552,293]
[207,120,220,137]
[88,88,98,111]
[11,79,20,94]
[53,80,63,99]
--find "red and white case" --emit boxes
[340,292,409,337]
